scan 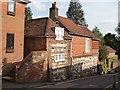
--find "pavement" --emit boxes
[105,80,120,89]
[2,72,120,90]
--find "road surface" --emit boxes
[38,72,120,88]
[2,72,120,89]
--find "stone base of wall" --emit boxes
[49,66,69,82]
[14,52,99,83]
[71,54,99,79]
[49,54,99,81]
[49,59,70,82]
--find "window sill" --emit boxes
[55,60,64,63]
[55,39,64,41]
[86,51,90,54]
[7,11,15,16]
[6,49,14,53]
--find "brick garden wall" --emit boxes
[16,51,48,83]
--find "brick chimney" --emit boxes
[49,1,58,21]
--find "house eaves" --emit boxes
[15,0,31,4]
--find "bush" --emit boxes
[102,63,108,74]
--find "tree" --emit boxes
[115,23,120,59]
[25,7,33,21]
[104,33,118,50]
[66,0,88,26]
[115,22,120,38]
[116,40,120,59]
[92,26,105,46]
[92,26,107,61]
[104,33,120,60]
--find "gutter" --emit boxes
[69,33,99,40]
[25,36,56,38]
[15,0,31,4]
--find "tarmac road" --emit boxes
[2,72,120,90]
[38,72,120,88]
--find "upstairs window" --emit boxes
[7,0,15,15]
[55,27,64,40]
[6,33,14,53]
[86,38,90,53]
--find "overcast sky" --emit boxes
[28,0,119,36]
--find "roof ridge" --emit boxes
[28,17,49,21]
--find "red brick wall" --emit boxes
[92,40,99,49]
[0,1,2,75]
[2,2,25,64]
[92,40,99,54]
[72,36,93,57]
[24,37,46,56]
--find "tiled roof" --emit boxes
[57,16,98,40]
[25,16,99,40]
[25,17,59,37]
[106,46,116,54]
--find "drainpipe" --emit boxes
[70,39,72,57]
[69,39,73,79]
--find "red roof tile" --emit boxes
[25,17,59,37]
[58,16,98,40]
[106,46,116,54]
[25,16,99,40]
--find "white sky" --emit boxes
[28,0,119,36]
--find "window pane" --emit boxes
[59,54,61,60]
[8,0,15,12]
[55,27,64,40]
[62,54,64,59]
[6,33,14,49]
[86,38,90,52]
[54,54,65,62]
[54,55,57,60]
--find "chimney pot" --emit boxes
[49,1,58,21]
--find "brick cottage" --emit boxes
[1,0,30,77]
[16,2,99,83]
[2,1,99,83]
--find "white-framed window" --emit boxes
[8,0,15,15]
[86,38,90,53]
[54,54,65,62]
[55,27,64,40]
